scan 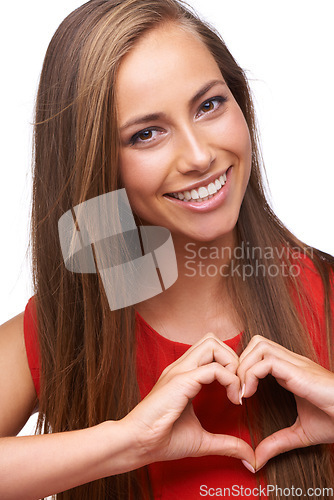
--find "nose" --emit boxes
[175,125,213,175]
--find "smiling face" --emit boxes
[116,23,252,244]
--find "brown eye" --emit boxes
[130,127,162,146]
[138,130,153,141]
[197,96,227,119]
[201,101,215,112]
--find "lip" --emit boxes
[164,167,230,195]
[164,166,232,213]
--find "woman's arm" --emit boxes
[0,314,136,499]
[0,314,142,499]
[0,312,37,437]
[0,420,142,500]
[0,318,255,500]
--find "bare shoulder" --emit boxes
[0,311,38,437]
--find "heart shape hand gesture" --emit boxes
[123,333,334,473]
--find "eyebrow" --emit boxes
[119,79,226,131]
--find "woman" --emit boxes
[0,0,333,499]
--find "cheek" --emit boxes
[119,150,163,206]
[213,107,252,163]
[119,151,138,188]
[237,116,252,165]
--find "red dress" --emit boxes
[23,258,333,499]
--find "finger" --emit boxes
[163,333,239,378]
[254,418,310,471]
[238,338,308,388]
[183,332,239,365]
[147,362,242,427]
[241,357,295,398]
[178,362,242,406]
[241,355,334,411]
[239,335,306,367]
[197,430,255,467]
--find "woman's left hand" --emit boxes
[237,335,334,471]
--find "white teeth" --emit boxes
[208,182,217,195]
[219,173,227,185]
[168,170,229,202]
[215,179,221,190]
[198,186,209,199]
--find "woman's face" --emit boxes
[116,23,252,243]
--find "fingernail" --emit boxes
[239,383,245,405]
[255,461,267,472]
[241,460,255,474]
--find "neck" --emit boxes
[135,230,243,343]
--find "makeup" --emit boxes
[164,166,232,213]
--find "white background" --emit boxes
[0,1,333,436]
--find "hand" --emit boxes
[122,333,255,468]
[237,335,334,471]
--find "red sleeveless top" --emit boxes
[23,258,333,499]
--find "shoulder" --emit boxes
[0,309,37,436]
[0,310,25,346]
[0,311,26,373]
[291,250,334,305]
[290,250,334,366]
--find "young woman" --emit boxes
[0,1,333,499]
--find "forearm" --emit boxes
[0,420,143,500]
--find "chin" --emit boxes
[171,224,236,245]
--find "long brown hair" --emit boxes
[31,0,334,498]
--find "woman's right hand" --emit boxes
[122,333,255,468]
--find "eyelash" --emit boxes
[129,95,227,146]
[196,95,227,118]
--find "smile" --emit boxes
[166,171,227,203]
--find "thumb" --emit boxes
[199,431,256,467]
[254,417,310,471]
